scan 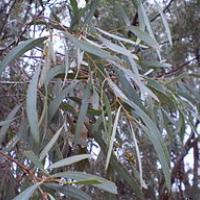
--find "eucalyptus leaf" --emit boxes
[0,37,46,75]
[0,105,20,144]
[48,154,90,169]
[26,66,41,144]
[74,81,91,145]
[53,171,117,194]
[108,79,171,189]
[84,0,99,25]
[39,125,64,161]
[13,184,39,200]
[63,32,114,60]
[127,26,160,50]
[105,106,122,170]
[48,81,78,121]
[45,183,91,200]
[155,1,172,46]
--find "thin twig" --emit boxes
[151,0,175,22]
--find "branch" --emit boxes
[0,150,40,182]
[171,133,197,180]
[151,0,175,22]
[157,55,199,78]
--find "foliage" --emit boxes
[0,0,200,200]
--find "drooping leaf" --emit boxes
[105,106,122,170]
[126,100,171,189]
[53,171,117,194]
[45,183,91,200]
[0,37,46,75]
[48,194,56,200]
[48,81,78,121]
[129,122,146,189]
[155,1,172,46]
[26,66,41,144]
[100,37,138,60]
[74,81,91,145]
[45,65,65,86]
[69,0,80,28]
[0,118,16,127]
[95,27,147,48]
[138,0,156,41]
[140,60,172,69]
[138,0,161,58]
[13,184,39,200]
[0,105,20,144]
[84,0,99,25]
[63,31,114,60]
[127,26,160,50]
[92,118,143,198]
[115,3,130,26]
[48,154,90,169]
[39,125,63,161]
[108,80,171,189]
[177,109,186,141]
[116,68,144,110]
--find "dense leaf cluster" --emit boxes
[0,0,200,199]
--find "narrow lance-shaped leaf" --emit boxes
[0,37,46,75]
[92,118,143,198]
[45,184,92,200]
[95,27,147,47]
[48,194,56,200]
[0,105,20,144]
[48,154,90,169]
[115,3,130,26]
[48,81,78,121]
[63,31,114,60]
[138,0,155,41]
[39,125,64,161]
[105,106,122,170]
[84,0,100,25]
[127,26,160,50]
[100,37,138,60]
[0,118,16,127]
[13,184,40,200]
[53,171,118,194]
[108,79,171,189]
[130,122,145,189]
[155,1,172,46]
[69,0,80,28]
[26,66,41,144]
[74,81,91,145]
[138,0,161,59]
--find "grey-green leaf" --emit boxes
[26,66,41,144]
[53,171,117,194]
[0,105,20,144]
[48,81,77,121]
[84,0,99,25]
[39,125,63,161]
[108,80,171,189]
[45,184,91,200]
[127,26,160,49]
[74,81,91,145]
[0,37,46,75]
[13,184,39,200]
[63,32,114,60]
[155,1,172,46]
[48,154,90,169]
[105,106,122,170]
